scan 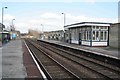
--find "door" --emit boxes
[69,33,71,44]
[79,33,81,45]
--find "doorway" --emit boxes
[79,33,82,45]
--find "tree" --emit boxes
[28,29,40,38]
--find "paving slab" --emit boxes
[42,40,119,60]
[2,40,27,79]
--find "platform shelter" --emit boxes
[64,22,110,46]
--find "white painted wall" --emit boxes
[71,40,79,44]
[82,41,90,46]
[92,42,107,46]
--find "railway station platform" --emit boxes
[1,39,42,79]
[41,40,119,60]
[2,39,27,79]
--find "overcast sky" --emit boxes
[1,0,119,33]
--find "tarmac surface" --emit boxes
[2,40,27,79]
[1,39,42,79]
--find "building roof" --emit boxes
[0,31,9,34]
[48,30,63,33]
[64,22,111,29]
[111,23,120,25]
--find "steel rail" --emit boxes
[39,41,120,73]
[37,40,118,80]
[26,39,81,80]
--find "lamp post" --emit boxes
[41,24,44,33]
[2,7,7,31]
[61,13,65,28]
[41,24,44,40]
[12,19,15,26]
[11,19,15,31]
[62,13,66,42]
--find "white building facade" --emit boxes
[65,22,110,46]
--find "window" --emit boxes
[73,29,75,40]
[100,31,108,41]
[89,31,91,40]
[82,31,91,41]
[81,31,86,40]
[86,31,91,41]
[92,26,96,29]
[101,27,104,29]
[100,31,103,40]
[104,27,108,29]
[92,31,95,40]
[92,31,99,41]
[101,26,108,29]
[104,31,107,40]
[87,31,89,40]
[96,26,99,29]
[96,31,99,40]
[86,31,87,40]
[84,31,86,40]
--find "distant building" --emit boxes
[0,23,10,44]
[10,31,21,40]
[0,31,10,44]
[47,30,64,41]
[43,30,64,41]
[21,33,29,38]
[109,23,120,49]
[64,22,111,46]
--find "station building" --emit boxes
[64,22,111,46]
[0,23,10,44]
[10,30,21,40]
[0,31,10,44]
[47,30,64,41]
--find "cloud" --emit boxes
[2,13,117,33]
[4,14,15,22]
[15,23,29,33]
[27,12,63,32]
[0,14,15,30]
[66,13,117,24]
[40,12,60,19]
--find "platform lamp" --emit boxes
[11,19,15,31]
[2,6,8,31]
[41,24,44,40]
[62,13,66,42]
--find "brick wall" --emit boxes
[109,23,119,49]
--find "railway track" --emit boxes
[25,39,80,80]
[35,40,119,80]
